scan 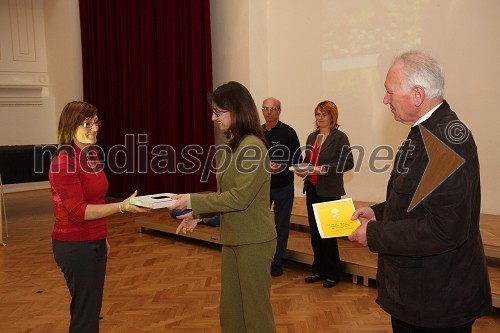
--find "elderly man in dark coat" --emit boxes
[349,50,492,332]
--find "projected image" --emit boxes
[321,0,430,105]
[320,0,429,143]
[322,0,426,72]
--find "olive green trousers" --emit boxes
[220,238,277,333]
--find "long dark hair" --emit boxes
[56,101,98,156]
[210,81,267,151]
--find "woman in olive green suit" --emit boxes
[170,81,277,333]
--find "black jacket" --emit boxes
[367,101,492,327]
[303,129,354,197]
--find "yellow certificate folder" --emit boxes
[312,198,360,238]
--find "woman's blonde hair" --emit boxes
[56,101,98,156]
[314,100,339,132]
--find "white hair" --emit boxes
[394,50,445,100]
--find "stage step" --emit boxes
[135,212,377,285]
[290,197,500,258]
[135,205,500,308]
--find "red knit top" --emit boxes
[49,144,109,241]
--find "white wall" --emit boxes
[0,0,82,147]
[210,0,500,214]
[0,0,82,192]
[44,0,84,118]
[0,0,55,145]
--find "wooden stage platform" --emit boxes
[135,197,500,308]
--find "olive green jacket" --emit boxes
[191,135,277,246]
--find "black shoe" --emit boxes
[305,274,326,283]
[323,279,339,288]
[271,265,283,277]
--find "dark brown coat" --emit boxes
[367,101,492,327]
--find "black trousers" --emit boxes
[270,183,294,267]
[305,182,341,280]
[391,316,474,333]
[53,239,107,333]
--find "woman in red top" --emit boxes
[49,101,149,333]
[294,101,354,288]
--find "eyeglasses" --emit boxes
[262,106,280,112]
[212,107,228,117]
[82,120,101,128]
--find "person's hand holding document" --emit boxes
[129,192,177,209]
[312,198,360,238]
[120,190,153,213]
[270,162,286,174]
[169,194,189,211]
[348,206,376,246]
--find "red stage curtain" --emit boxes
[79,0,215,197]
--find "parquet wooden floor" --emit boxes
[1,189,499,332]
